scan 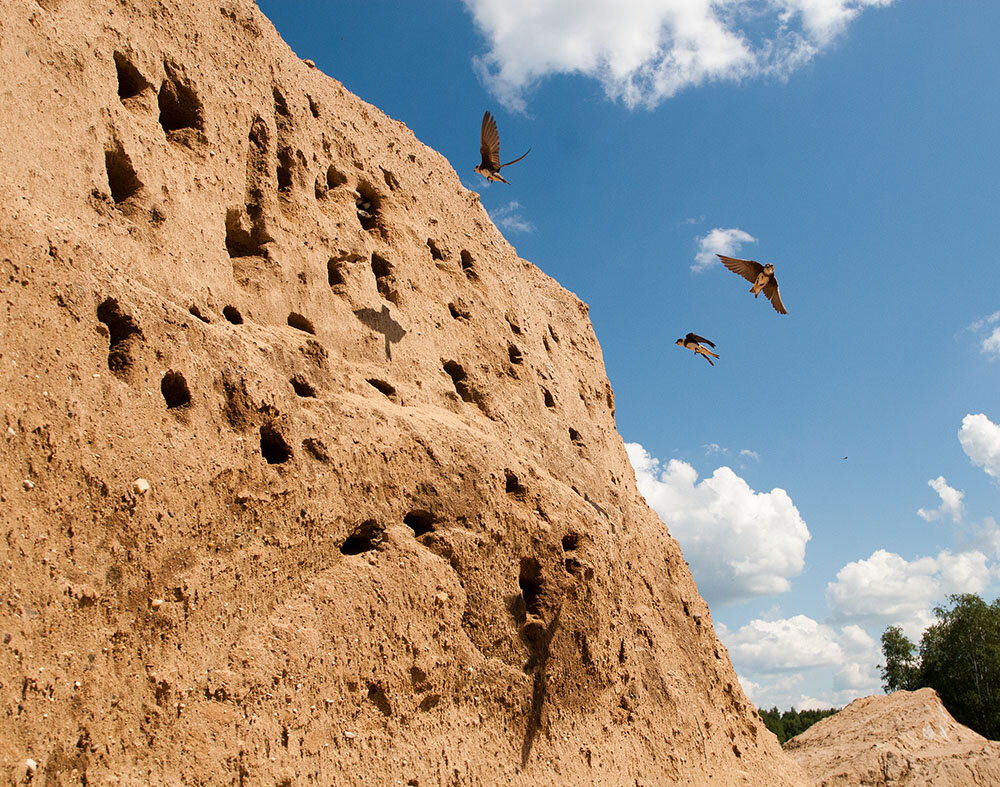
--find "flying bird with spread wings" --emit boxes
[676,333,719,366]
[474,111,530,184]
[717,254,788,315]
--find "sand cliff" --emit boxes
[0,1,808,783]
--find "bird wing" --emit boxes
[717,254,763,284]
[763,277,787,314]
[480,111,501,170]
[686,332,715,348]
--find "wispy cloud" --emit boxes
[488,200,535,233]
[627,442,809,606]
[462,0,896,111]
[693,227,757,273]
[916,476,964,523]
[968,311,1000,358]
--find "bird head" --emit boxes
[675,338,684,346]
[763,263,775,274]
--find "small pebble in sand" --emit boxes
[133,478,151,495]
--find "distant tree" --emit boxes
[879,625,919,692]
[757,705,838,744]
[880,593,1000,740]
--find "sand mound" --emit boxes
[785,688,1000,785]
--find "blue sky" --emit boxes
[257,0,1000,709]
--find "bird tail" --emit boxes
[702,354,714,366]
[501,148,531,168]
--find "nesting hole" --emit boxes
[340,519,384,555]
[276,147,294,192]
[542,387,555,408]
[327,259,347,287]
[443,361,477,405]
[327,166,347,190]
[418,694,440,712]
[287,312,315,335]
[561,533,580,552]
[356,183,382,233]
[272,87,290,118]
[188,305,210,323]
[505,470,525,497]
[508,344,523,365]
[160,371,191,409]
[371,253,395,303]
[222,306,243,325]
[290,376,316,398]
[569,427,584,445]
[381,168,399,191]
[427,239,444,261]
[302,438,329,463]
[308,96,320,118]
[367,378,396,399]
[460,250,476,279]
[404,510,435,537]
[448,302,470,321]
[96,298,141,373]
[224,208,267,258]
[548,325,560,343]
[158,63,203,133]
[519,557,544,617]
[105,146,143,204]
[259,423,293,464]
[367,682,392,716]
[114,52,149,100]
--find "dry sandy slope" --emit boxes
[0,0,808,783]
[785,688,1000,786]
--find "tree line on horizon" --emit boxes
[756,706,839,744]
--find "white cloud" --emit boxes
[462,0,896,110]
[968,310,1000,333]
[488,200,535,233]
[693,227,757,272]
[967,312,1000,358]
[959,413,1000,479]
[826,548,993,638]
[726,617,880,708]
[983,329,1000,358]
[917,476,964,523]
[739,449,761,462]
[626,442,809,606]
[726,615,843,672]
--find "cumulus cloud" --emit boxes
[826,548,994,638]
[725,616,880,707]
[917,476,964,523]
[462,0,895,110]
[626,442,809,606]
[959,413,1000,479]
[693,227,757,273]
[488,200,535,233]
[726,615,843,672]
